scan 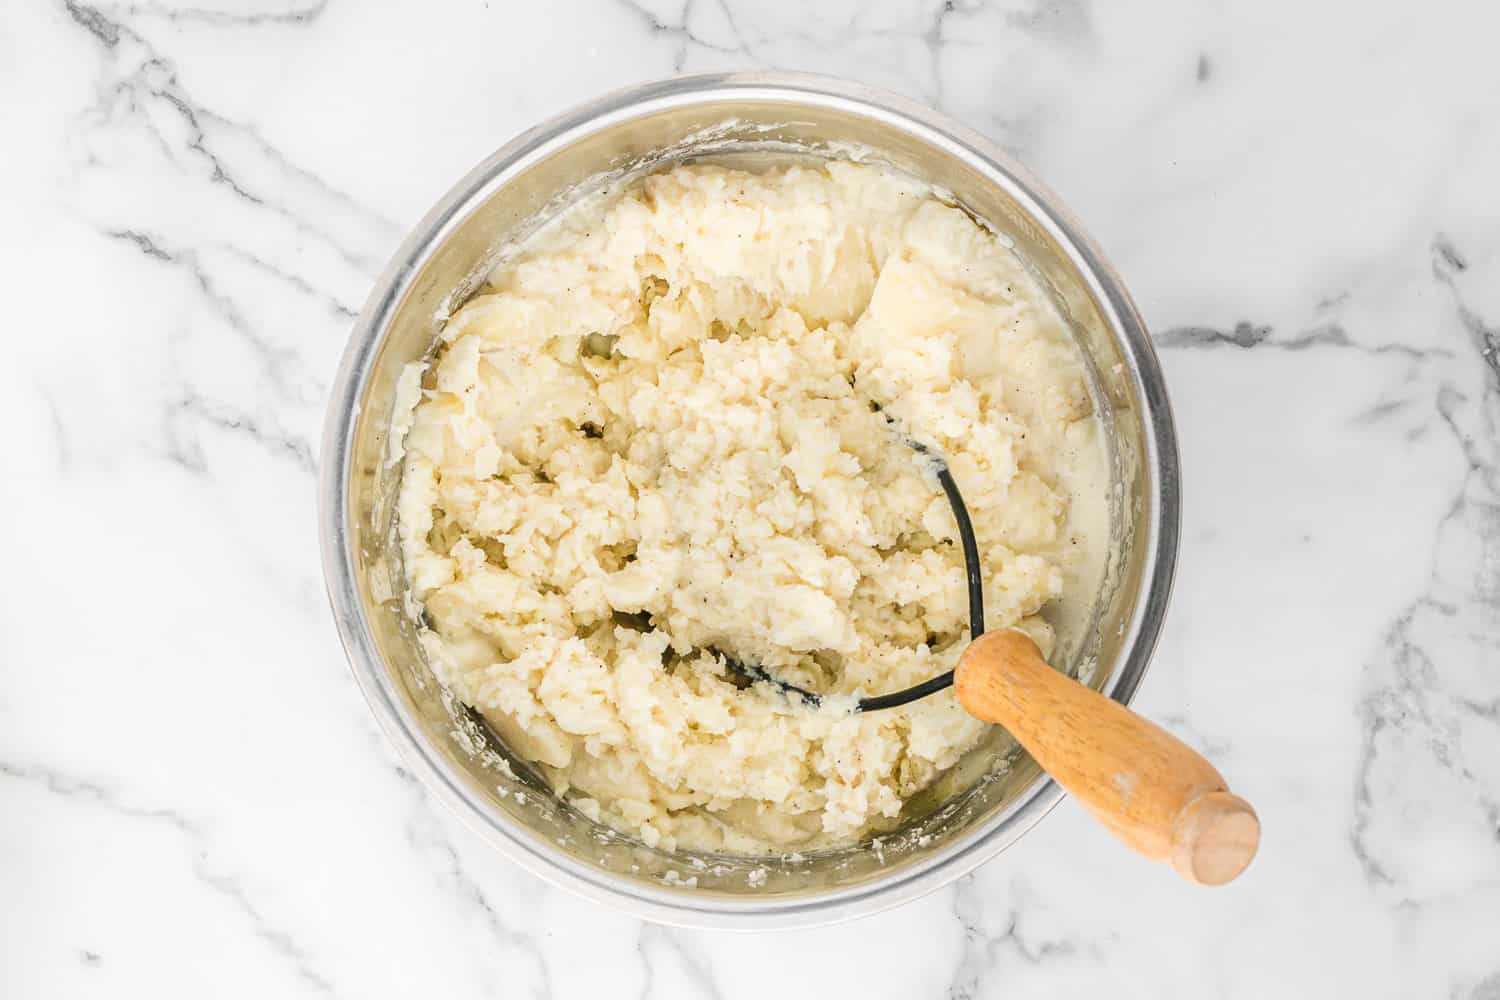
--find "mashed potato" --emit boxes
[396,161,1105,853]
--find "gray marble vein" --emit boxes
[165,386,316,473]
[1157,320,1451,360]
[96,0,330,27]
[1351,236,1500,908]
[0,761,339,995]
[402,802,556,1000]
[103,227,305,393]
[948,874,1109,998]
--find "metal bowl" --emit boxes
[319,72,1179,929]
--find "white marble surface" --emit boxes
[5,0,1499,995]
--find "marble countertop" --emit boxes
[6,0,1499,995]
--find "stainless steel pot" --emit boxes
[319,72,1179,929]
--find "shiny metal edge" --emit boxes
[318,70,1180,930]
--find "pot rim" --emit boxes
[318,70,1180,930]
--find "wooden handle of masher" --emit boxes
[954,629,1260,885]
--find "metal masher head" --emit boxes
[721,435,985,713]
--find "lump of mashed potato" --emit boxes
[396,160,1105,853]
